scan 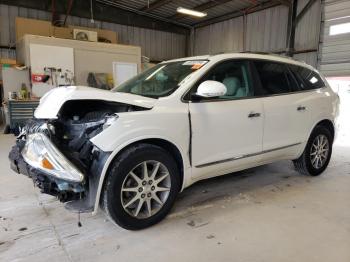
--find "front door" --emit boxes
[188,60,264,179]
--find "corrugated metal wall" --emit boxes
[194,16,244,55]
[295,0,322,50]
[192,3,322,68]
[245,5,289,52]
[0,2,331,69]
[294,0,322,67]
[319,0,350,76]
[193,6,289,55]
[0,4,187,61]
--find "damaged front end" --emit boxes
[9,99,147,213]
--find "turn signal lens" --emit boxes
[41,158,54,170]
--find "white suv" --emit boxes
[9,53,339,230]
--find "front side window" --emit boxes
[191,60,253,100]
[289,65,325,90]
[112,60,208,98]
[254,61,297,95]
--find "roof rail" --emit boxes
[210,51,308,65]
[240,51,272,55]
[239,51,302,61]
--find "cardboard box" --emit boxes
[0,58,17,65]
[51,26,73,39]
[16,17,118,44]
[16,17,51,41]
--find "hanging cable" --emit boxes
[63,0,74,26]
[90,0,95,24]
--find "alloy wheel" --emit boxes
[310,134,329,169]
[120,161,171,219]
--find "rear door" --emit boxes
[288,64,330,140]
[252,60,310,154]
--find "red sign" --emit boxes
[31,74,46,83]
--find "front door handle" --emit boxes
[297,106,306,111]
[248,112,261,118]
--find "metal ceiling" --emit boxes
[99,0,289,27]
[2,0,292,34]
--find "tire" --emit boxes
[102,143,180,230]
[293,125,333,176]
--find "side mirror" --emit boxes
[196,80,227,98]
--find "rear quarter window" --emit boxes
[289,65,325,90]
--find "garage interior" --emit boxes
[0,0,349,261]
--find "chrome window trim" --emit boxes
[181,56,325,103]
[184,88,323,104]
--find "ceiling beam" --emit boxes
[170,0,233,20]
[276,0,292,6]
[194,1,282,28]
[286,0,298,56]
[295,0,318,23]
[1,0,190,34]
[140,0,174,12]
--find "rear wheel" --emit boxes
[102,143,180,230]
[293,125,333,176]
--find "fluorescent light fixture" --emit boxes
[177,7,207,18]
[329,22,350,36]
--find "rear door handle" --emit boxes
[248,112,261,118]
[297,106,306,111]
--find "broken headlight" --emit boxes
[22,133,84,182]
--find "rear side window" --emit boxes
[288,65,325,90]
[253,61,296,95]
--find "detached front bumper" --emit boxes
[9,132,111,213]
[9,135,85,202]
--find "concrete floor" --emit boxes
[1,100,350,261]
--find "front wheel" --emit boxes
[102,144,180,230]
[293,125,333,176]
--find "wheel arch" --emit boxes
[313,119,335,142]
[92,137,186,214]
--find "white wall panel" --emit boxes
[0,4,186,62]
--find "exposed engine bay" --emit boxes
[9,99,148,211]
[39,100,144,170]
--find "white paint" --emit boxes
[31,53,339,214]
[34,86,156,119]
[196,80,227,97]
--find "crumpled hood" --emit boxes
[34,86,156,119]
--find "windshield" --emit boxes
[112,60,208,98]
